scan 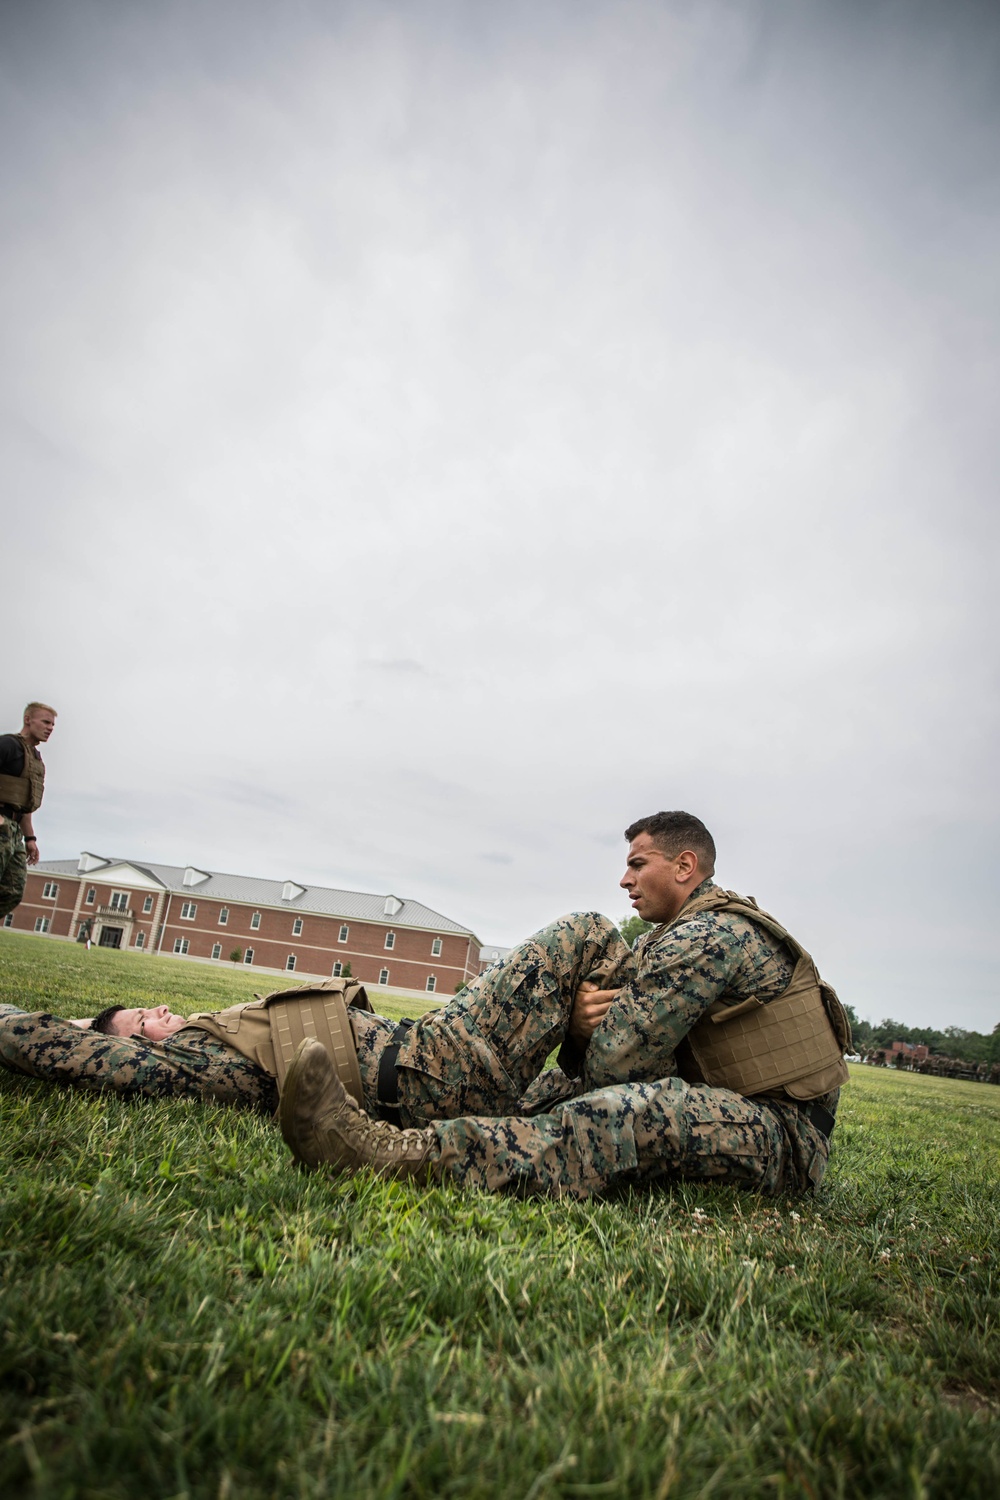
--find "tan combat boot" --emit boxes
[279,1037,436,1180]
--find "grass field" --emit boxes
[1,929,998,1498]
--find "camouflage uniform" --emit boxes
[0,815,27,918]
[0,1008,276,1111]
[431,1077,828,1199]
[351,911,629,1121]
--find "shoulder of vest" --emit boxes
[669,887,756,925]
[13,734,43,767]
[670,888,806,958]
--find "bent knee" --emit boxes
[558,912,620,938]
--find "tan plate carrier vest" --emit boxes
[183,978,374,1105]
[664,888,852,1101]
[0,734,45,814]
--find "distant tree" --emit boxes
[619,914,653,948]
[842,1004,873,1049]
[341,962,352,978]
[229,948,242,964]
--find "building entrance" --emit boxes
[98,927,123,949]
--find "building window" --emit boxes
[211,943,222,960]
[180,902,197,920]
[332,960,343,977]
[292,917,303,936]
[173,937,189,955]
[109,891,130,912]
[431,937,443,957]
[34,917,50,933]
[250,912,261,930]
[218,907,229,925]
[338,924,349,942]
[135,932,145,949]
[286,955,297,971]
[244,948,254,965]
[42,881,59,900]
[85,887,96,905]
[142,895,154,914]
[426,975,437,993]
[378,967,390,986]
[3,913,13,928]
[384,931,395,950]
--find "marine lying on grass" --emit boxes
[0,809,851,1200]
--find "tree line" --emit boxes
[843,1008,1000,1065]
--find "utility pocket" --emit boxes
[679,1085,781,1188]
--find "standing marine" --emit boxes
[0,702,57,918]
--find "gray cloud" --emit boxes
[363,659,429,674]
[2,0,998,1031]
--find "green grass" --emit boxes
[1,929,998,1498]
[0,929,432,1026]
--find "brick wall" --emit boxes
[8,870,77,938]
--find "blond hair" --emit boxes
[23,702,57,721]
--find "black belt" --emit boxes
[375,1019,415,1123]
[0,804,23,820]
[798,1101,836,1139]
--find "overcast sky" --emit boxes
[2,0,998,1033]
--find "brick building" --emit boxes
[7,852,482,996]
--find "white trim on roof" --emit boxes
[74,861,167,892]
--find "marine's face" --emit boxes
[619,833,694,925]
[111,1005,188,1042]
[23,708,56,743]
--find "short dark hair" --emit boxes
[624,811,716,875]
[92,1005,125,1035]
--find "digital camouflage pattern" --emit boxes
[348,1007,404,1109]
[353,911,629,1123]
[0,1008,277,1111]
[578,885,797,1090]
[0,815,27,917]
[431,1076,829,1199]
